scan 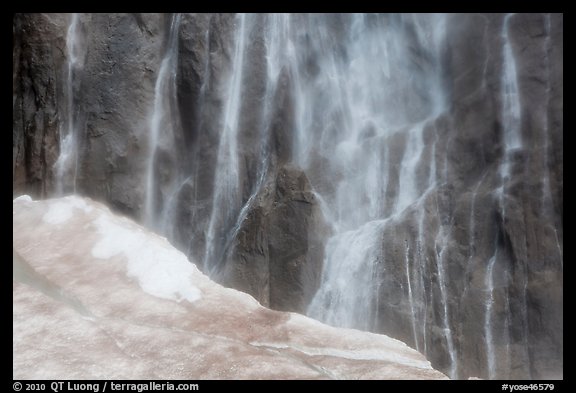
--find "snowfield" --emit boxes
[13,195,447,380]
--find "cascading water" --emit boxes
[404,242,419,352]
[434,226,458,379]
[483,13,525,379]
[152,13,482,379]
[202,14,295,276]
[308,219,387,331]
[39,12,562,380]
[143,13,182,229]
[202,14,248,275]
[484,237,499,380]
[301,11,448,347]
[540,13,563,269]
[500,13,522,183]
[54,13,83,195]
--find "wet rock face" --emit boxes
[369,13,563,379]
[13,13,562,380]
[13,13,164,218]
[267,167,327,311]
[461,13,562,380]
[75,13,165,218]
[13,14,68,197]
[222,166,328,314]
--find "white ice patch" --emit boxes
[43,202,73,224]
[68,196,93,212]
[13,195,33,202]
[250,340,431,369]
[42,196,93,224]
[91,213,202,303]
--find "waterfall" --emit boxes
[36,12,562,380]
[304,12,447,339]
[203,14,248,275]
[485,13,526,379]
[499,13,522,184]
[143,13,182,229]
[541,14,563,270]
[434,224,458,379]
[308,219,387,331]
[416,207,429,356]
[477,13,535,380]
[54,13,83,195]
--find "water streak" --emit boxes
[286,16,465,377]
[143,13,182,228]
[307,219,386,331]
[484,243,498,379]
[435,225,458,379]
[499,13,522,184]
[405,243,419,351]
[203,14,248,274]
[54,13,83,195]
[497,13,531,379]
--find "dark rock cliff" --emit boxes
[13,13,562,379]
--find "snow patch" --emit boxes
[14,195,33,202]
[91,213,202,303]
[42,196,93,224]
[43,202,73,224]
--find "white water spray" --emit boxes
[143,13,182,228]
[54,13,83,195]
[203,14,248,274]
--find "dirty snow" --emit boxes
[91,212,202,303]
